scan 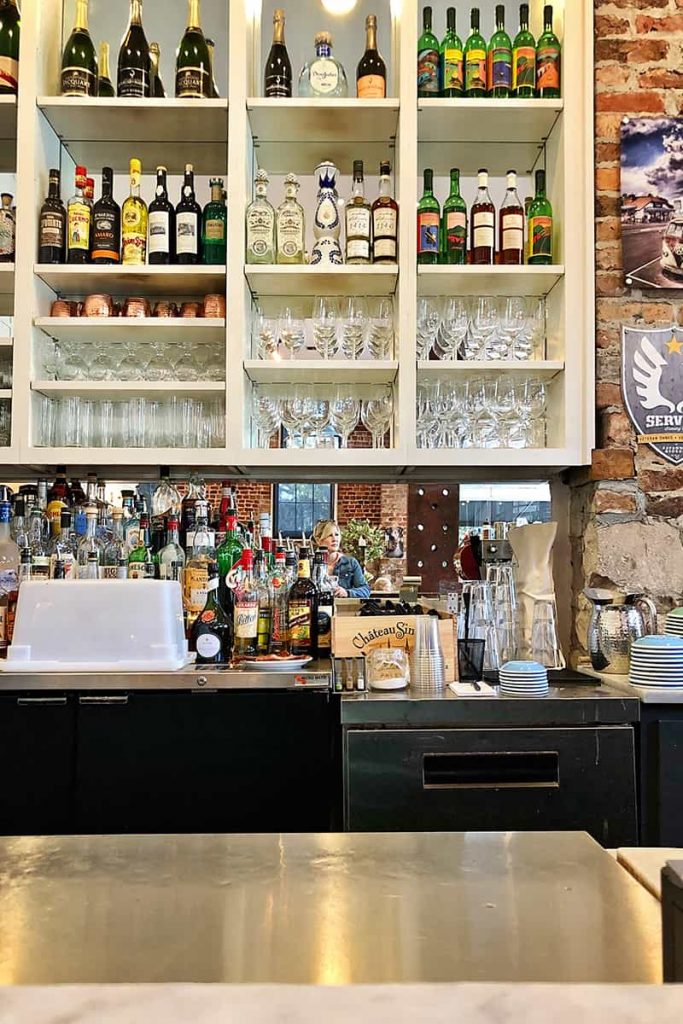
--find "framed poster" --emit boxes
[622,325,683,465]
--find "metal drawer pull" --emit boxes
[423,751,559,790]
[17,696,68,706]
[78,695,129,706]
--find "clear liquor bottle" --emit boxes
[441,167,467,265]
[121,158,148,265]
[97,41,115,97]
[499,169,524,265]
[264,8,291,99]
[513,3,536,98]
[470,168,495,265]
[254,549,272,655]
[38,169,66,264]
[233,548,259,659]
[417,168,440,266]
[61,0,98,97]
[372,160,398,265]
[0,0,20,95]
[91,167,121,265]
[148,166,175,265]
[202,177,227,265]
[149,41,166,98]
[269,547,290,655]
[28,509,50,579]
[158,515,186,582]
[117,0,151,98]
[298,32,348,98]
[183,500,215,631]
[245,169,276,265]
[66,165,91,265]
[276,173,305,265]
[345,160,371,265]
[175,0,211,99]
[175,163,202,265]
[76,506,102,579]
[102,508,128,579]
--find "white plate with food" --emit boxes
[239,656,314,672]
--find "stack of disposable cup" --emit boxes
[410,616,446,694]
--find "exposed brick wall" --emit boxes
[337,483,382,525]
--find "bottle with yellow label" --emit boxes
[67,165,91,264]
[121,158,148,265]
[287,547,318,658]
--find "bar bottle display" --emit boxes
[176,163,202,265]
[97,41,115,97]
[264,8,292,99]
[233,549,259,659]
[118,0,151,98]
[38,170,66,264]
[298,32,348,98]
[470,168,495,265]
[148,166,175,265]
[67,166,91,265]
[372,161,398,265]
[0,0,20,95]
[441,168,467,265]
[528,169,553,265]
[345,160,371,265]
[464,8,487,98]
[357,14,386,98]
[158,516,186,582]
[499,169,524,265]
[417,168,440,266]
[513,3,536,98]
[269,548,290,656]
[536,4,561,98]
[176,0,212,99]
[61,0,98,96]
[487,5,512,98]
[91,167,121,265]
[417,5,440,97]
[121,158,147,265]
[183,501,215,631]
[440,7,464,98]
[202,177,227,265]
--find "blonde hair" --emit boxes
[312,519,340,549]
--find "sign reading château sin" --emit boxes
[622,325,683,466]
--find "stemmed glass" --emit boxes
[416,297,441,359]
[340,296,368,359]
[330,390,361,448]
[253,312,279,360]
[280,393,307,448]
[303,393,330,446]
[312,296,339,358]
[469,296,499,359]
[367,297,394,359]
[361,388,393,448]
[279,307,306,360]
[436,297,470,360]
[253,390,281,448]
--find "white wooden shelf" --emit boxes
[35,265,226,298]
[35,317,226,344]
[0,96,17,171]
[32,380,224,399]
[23,447,233,468]
[245,264,399,298]
[0,389,11,399]
[245,358,399,385]
[418,98,563,175]
[405,447,575,470]
[247,98,399,174]
[0,337,13,347]
[417,360,564,379]
[0,264,14,316]
[417,265,565,297]
[37,97,229,174]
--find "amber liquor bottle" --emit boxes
[498,169,524,265]
[470,168,495,265]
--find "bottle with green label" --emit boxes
[536,4,561,98]
[487,4,512,98]
[417,5,440,98]
[417,168,440,265]
[441,168,467,265]
[440,7,463,98]
[528,169,553,265]
[513,3,536,98]
[464,8,487,99]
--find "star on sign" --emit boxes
[666,337,683,355]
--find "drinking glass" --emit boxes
[469,296,499,359]
[303,394,330,446]
[312,296,339,358]
[531,599,562,669]
[39,395,55,446]
[253,390,281,448]
[95,400,115,447]
[330,390,360,448]
[280,394,306,448]
[118,342,140,381]
[146,341,169,381]
[340,296,368,360]
[367,297,394,359]
[253,312,279,360]
[175,343,199,381]
[144,400,161,447]
[279,307,306,360]
[436,296,469,360]
[416,297,441,359]
[126,397,147,448]
[361,388,393,448]
[179,397,199,448]
[89,342,112,381]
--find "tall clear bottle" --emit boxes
[76,506,102,579]
[158,515,186,582]
[298,32,348,98]
[276,174,305,265]
[345,160,371,265]
[176,0,211,99]
[245,169,276,265]
[148,166,175,265]
[118,0,151,98]
[269,547,290,655]
[61,0,98,96]
[175,163,202,265]
[183,500,215,631]
[233,548,259,659]
[121,158,148,265]
[102,508,128,579]
[264,8,291,99]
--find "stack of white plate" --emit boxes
[664,607,683,638]
[629,635,683,688]
[499,661,549,697]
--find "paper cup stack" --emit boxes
[499,660,549,697]
[629,635,683,689]
[664,607,683,639]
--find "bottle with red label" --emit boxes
[528,169,553,265]
[0,0,20,95]
[536,4,561,98]
[233,548,259,659]
[67,166,91,265]
[441,168,467,265]
[357,14,386,98]
[470,168,495,265]
[417,168,440,266]
[513,3,536,98]
[499,170,524,265]
[464,8,487,98]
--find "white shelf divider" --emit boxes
[417,265,565,297]
[34,317,227,344]
[34,265,227,298]
[244,359,399,385]
[32,381,225,399]
[417,360,564,379]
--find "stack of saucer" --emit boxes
[499,660,549,697]
[664,607,683,639]
[629,635,683,688]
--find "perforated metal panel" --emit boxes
[407,484,460,587]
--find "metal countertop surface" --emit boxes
[0,831,661,985]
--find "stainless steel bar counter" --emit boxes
[0,831,662,985]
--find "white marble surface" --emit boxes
[581,667,683,703]
[2,984,683,1023]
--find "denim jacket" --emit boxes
[333,555,371,598]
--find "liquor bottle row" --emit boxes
[264,9,386,99]
[38,163,227,267]
[417,168,553,266]
[246,161,398,266]
[418,3,561,99]
[0,191,15,262]
[0,0,19,95]
[61,0,219,100]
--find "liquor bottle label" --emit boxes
[235,605,258,638]
[122,232,146,264]
[61,67,96,96]
[417,47,439,93]
[277,211,303,258]
[101,565,120,580]
[40,213,65,249]
[488,46,512,91]
[0,57,19,92]
[270,606,288,647]
[177,211,199,255]
[347,238,370,260]
[0,216,13,257]
[530,215,553,258]
[68,202,91,252]
[184,566,209,613]
[159,560,183,581]
[472,211,494,248]
[176,67,210,98]
[418,211,440,253]
[247,208,275,258]
[502,212,524,252]
[30,558,50,579]
[265,77,290,99]
[288,602,312,645]
[465,49,487,93]
[443,48,464,92]
[204,217,225,241]
[118,69,150,97]
[536,46,560,92]
[373,208,397,258]
[513,46,536,91]
[196,632,221,659]
[50,554,75,579]
[346,206,371,257]
[128,563,155,579]
[92,211,119,262]
[309,59,339,94]
[357,74,385,98]
[148,210,170,254]
[446,210,467,250]
[257,608,272,649]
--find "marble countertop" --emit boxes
[583,669,683,704]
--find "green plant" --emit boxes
[341,518,385,568]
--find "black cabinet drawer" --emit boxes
[345,726,637,846]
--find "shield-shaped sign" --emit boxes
[622,325,683,465]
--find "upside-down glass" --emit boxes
[312,296,339,359]
[279,307,306,360]
[340,296,368,359]
[367,296,394,359]
[330,390,361,448]
[253,390,281,448]
[361,388,393,448]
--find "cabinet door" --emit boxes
[655,720,683,846]
[0,694,76,835]
[345,726,637,846]
[75,691,335,834]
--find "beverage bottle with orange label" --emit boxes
[536,4,560,98]
[528,169,553,265]
[464,8,487,98]
[190,563,232,664]
[513,3,536,98]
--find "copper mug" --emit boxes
[153,301,178,318]
[180,301,202,318]
[83,293,113,317]
[123,296,151,318]
[203,293,226,319]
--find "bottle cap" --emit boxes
[130,158,142,174]
[75,166,87,178]
[242,549,254,569]
[315,31,332,45]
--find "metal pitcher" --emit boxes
[584,588,658,674]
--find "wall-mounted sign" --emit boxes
[620,116,683,290]
[622,325,683,465]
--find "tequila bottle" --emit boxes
[245,169,276,265]
[345,160,371,265]
[276,173,305,265]
[311,161,343,266]
[298,32,348,98]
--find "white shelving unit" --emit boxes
[3,0,593,478]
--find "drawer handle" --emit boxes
[17,696,68,707]
[78,695,129,706]
[423,751,559,790]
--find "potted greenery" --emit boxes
[341,519,385,580]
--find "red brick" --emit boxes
[594,491,638,514]
[595,143,621,164]
[596,90,665,114]
[596,166,621,191]
[595,245,622,272]
[639,467,683,492]
[595,193,620,218]
[595,65,633,89]
[595,39,669,63]
[596,271,627,297]
[596,382,623,410]
[595,112,625,143]
[610,0,667,7]
[646,494,683,518]
[595,14,631,36]
[638,68,683,89]
[596,217,620,242]
[636,13,683,33]
[591,448,636,481]
[600,409,636,448]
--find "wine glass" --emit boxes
[416,296,441,359]
[278,307,306,360]
[437,296,470,360]
[253,311,279,360]
[303,393,331,446]
[361,387,393,448]
[312,296,339,358]
[252,389,281,449]
[340,296,368,359]
[367,296,394,359]
[330,389,360,448]
[280,393,307,448]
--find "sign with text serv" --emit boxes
[622,325,683,465]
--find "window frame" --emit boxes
[272,482,336,540]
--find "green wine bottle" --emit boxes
[464,8,487,99]
[175,0,211,99]
[61,0,98,96]
[440,7,463,99]
[441,168,467,265]
[487,4,512,98]
[536,4,561,98]
[513,3,536,98]
[417,6,440,98]
[0,0,20,95]
[528,169,553,265]
[417,168,440,266]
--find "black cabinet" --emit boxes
[639,706,683,845]
[345,725,638,846]
[0,694,76,835]
[74,690,337,834]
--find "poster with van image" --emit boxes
[620,116,683,289]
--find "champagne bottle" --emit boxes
[97,41,115,97]
[264,8,291,99]
[61,0,98,97]
[357,14,386,99]
[118,0,151,98]
[206,37,219,98]
[0,0,20,95]
[175,0,211,99]
[149,41,166,98]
